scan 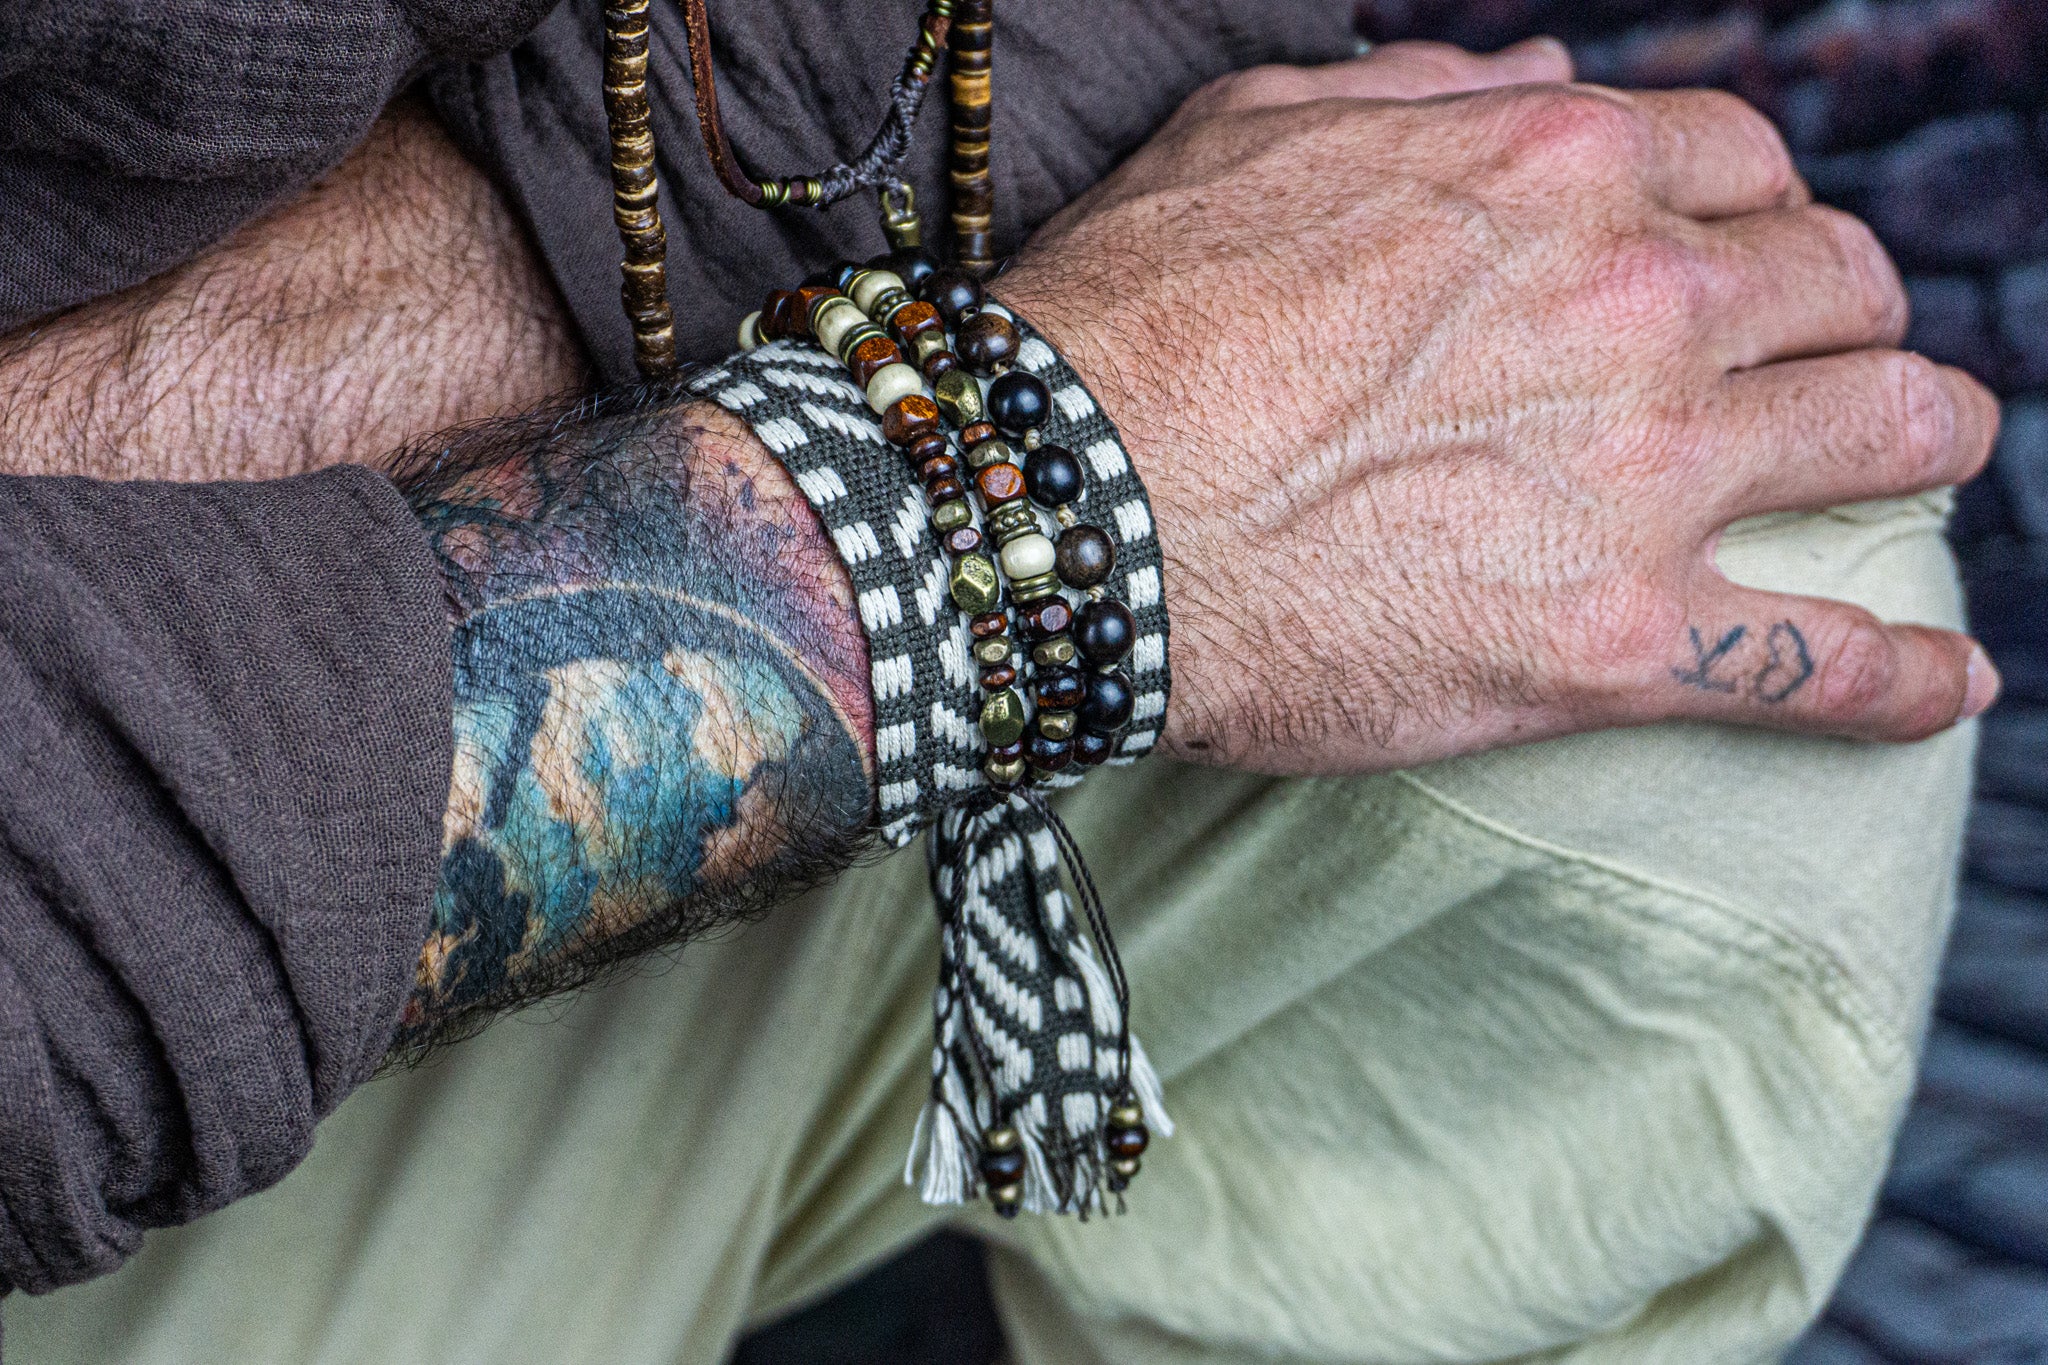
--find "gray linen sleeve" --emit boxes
[0,466,452,1302]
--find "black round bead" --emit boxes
[988,371,1052,436]
[1035,666,1086,712]
[1080,670,1135,732]
[1106,1124,1149,1159]
[1025,730,1074,772]
[1056,525,1116,589]
[1073,730,1116,766]
[879,249,935,294]
[1073,599,1135,665]
[1023,444,1083,506]
[979,1147,1027,1184]
[920,266,985,326]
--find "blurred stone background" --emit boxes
[735,2,2048,1359]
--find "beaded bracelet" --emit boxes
[705,280,1171,1217]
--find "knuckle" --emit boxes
[1502,88,1646,170]
[1815,620,1897,719]
[1583,233,1712,338]
[1881,350,1956,479]
[1566,576,1687,694]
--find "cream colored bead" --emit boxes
[850,269,905,315]
[737,311,762,351]
[866,362,925,414]
[998,532,1056,581]
[813,297,863,356]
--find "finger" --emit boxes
[1657,586,1997,740]
[1709,351,1999,520]
[1704,204,1908,368]
[1209,37,1573,110]
[1624,87,1803,219]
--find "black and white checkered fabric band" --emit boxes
[689,304,1171,843]
[690,303,1175,1216]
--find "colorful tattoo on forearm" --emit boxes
[386,390,873,1054]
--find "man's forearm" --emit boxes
[0,98,587,482]
[387,395,876,1050]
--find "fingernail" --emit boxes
[1962,644,2002,719]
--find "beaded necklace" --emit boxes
[598,0,1165,1219]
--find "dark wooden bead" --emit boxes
[988,740,1026,763]
[1025,731,1074,772]
[1073,599,1135,664]
[848,334,903,388]
[979,1146,1027,1185]
[882,393,941,447]
[762,290,803,340]
[919,453,962,484]
[1106,1124,1149,1159]
[981,664,1017,690]
[957,311,1022,375]
[888,298,945,350]
[906,432,950,467]
[987,370,1051,436]
[976,461,1026,505]
[1073,730,1116,766]
[1034,666,1086,712]
[960,421,997,449]
[882,248,936,294]
[1055,524,1116,588]
[943,525,984,556]
[1023,444,1083,506]
[1017,597,1073,641]
[970,611,1010,638]
[926,475,966,504]
[1080,670,1135,731]
[921,349,959,381]
[921,266,986,325]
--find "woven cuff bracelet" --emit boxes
[691,297,1173,1218]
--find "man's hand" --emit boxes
[1000,42,2001,774]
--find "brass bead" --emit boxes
[973,636,1013,667]
[1111,1157,1140,1179]
[1032,637,1077,667]
[984,1125,1020,1152]
[985,755,1027,786]
[934,368,985,427]
[1108,1103,1144,1129]
[987,501,1037,537]
[1008,571,1061,602]
[932,499,973,533]
[980,688,1026,746]
[989,1182,1023,1208]
[1037,710,1077,741]
[913,330,951,364]
[950,552,1001,613]
[965,436,1013,469]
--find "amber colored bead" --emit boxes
[1080,670,1135,731]
[979,1146,1027,1185]
[960,421,997,448]
[1106,1124,1149,1159]
[1055,524,1116,588]
[981,664,1017,690]
[943,525,984,557]
[1017,597,1074,641]
[906,431,949,466]
[919,453,961,484]
[926,475,966,504]
[795,282,838,312]
[1025,731,1073,772]
[1073,730,1116,766]
[976,461,1026,505]
[958,310,1021,374]
[1035,666,1086,712]
[848,334,904,388]
[970,611,1009,638]
[889,299,944,350]
[921,266,986,326]
[881,393,940,447]
[762,290,803,340]
[921,349,959,382]
[1073,599,1135,664]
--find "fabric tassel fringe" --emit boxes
[905,788,1168,1217]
